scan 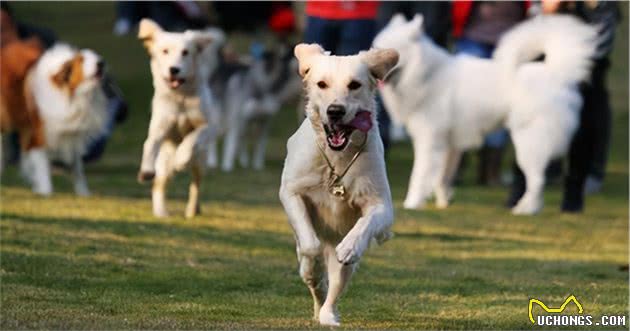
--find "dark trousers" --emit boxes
[508,58,612,211]
[303,16,376,56]
[562,58,612,210]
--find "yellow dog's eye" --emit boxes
[182,49,189,56]
[348,80,362,90]
[317,81,328,89]
[163,49,169,55]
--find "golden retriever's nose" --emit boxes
[169,67,180,76]
[327,104,346,123]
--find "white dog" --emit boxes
[207,44,302,171]
[279,44,398,326]
[23,44,108,196]
[373,14,597,215]
[137,19,222,218]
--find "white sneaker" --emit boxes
[113,19,132,36]
[584,175,603,195]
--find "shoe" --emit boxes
[584,175,603,195]
[113,19,132,36]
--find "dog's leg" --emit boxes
[206,139,218,169]
[252,119,271,170]
[279,188,321,257]
[319,245,355,327]
[435,148,461,209]
[185,162,202,219]
[152,141,176,218]
[336,202,393,265]
[403,133,433,209]
[512,158,546,215]
[221,121,241,172]
[238,139,249,168]
[23,148,52,196]
[174,125,209,172]
[297,248,327,320]
[71,156,90,196]
[139,109,174,182]
[511,130,548,215]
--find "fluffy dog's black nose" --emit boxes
[169,67,180,76]
[96,60,105,75]
[327,104,346,122]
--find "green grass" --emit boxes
[1,2,628,329]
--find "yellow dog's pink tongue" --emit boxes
[349,111,372,133]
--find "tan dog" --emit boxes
[279,44,398,326]
[136,19,222,218]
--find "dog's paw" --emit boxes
[403,197,425,210]
[319,305,340,327]
[335,235,364,265]
[511,196,542,216]
[75,187,91,197]
[435,199,449,209]
[137,171,155,183]
[153,209,169,218]
[185,204,201,219]
[33,186,52,197]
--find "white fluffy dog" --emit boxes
[137,19,222,218]
[279,44,397,326]
[374,14,598,215]
[25,43,108,196]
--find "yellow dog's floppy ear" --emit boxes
[362,48,399,80]
[138,18,162,52]
[294,43,325,78]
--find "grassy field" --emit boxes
[1,2,628,330]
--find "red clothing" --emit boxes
[305,1,379,20]
[451,0,530,37]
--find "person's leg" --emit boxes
[480,129,509,186]
[113,1,140,35]
[506,162,526,208]
[455,38,493,58]
[303,16,339,53]
[585,58,612,192]
[562,84,597,212]
[337,19,375,55]
[410,1,451,48]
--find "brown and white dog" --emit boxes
[0,38,45,184]
[1,43,108,195]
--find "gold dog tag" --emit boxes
[331,184,345,198]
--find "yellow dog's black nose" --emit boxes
[327,104,345,122]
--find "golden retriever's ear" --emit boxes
[362,48,399,80]
[294,43,325,78]
[138,18,162,52]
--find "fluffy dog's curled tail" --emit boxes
[493,14,598,85]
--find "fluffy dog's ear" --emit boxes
[294,43,324,77]
[138,19,162,52]
[362,48,399,80]
[389,13,407,26]
[409,14,424,38]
